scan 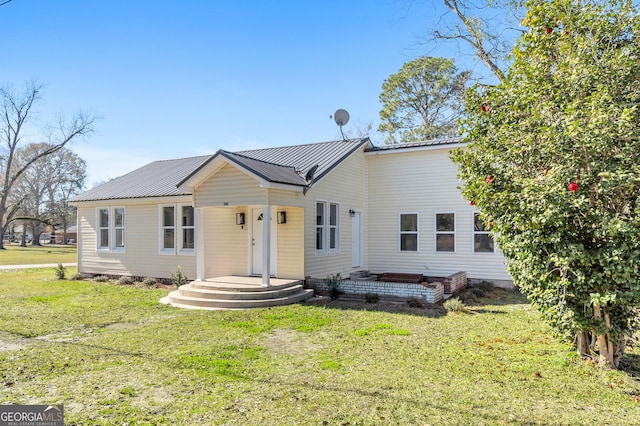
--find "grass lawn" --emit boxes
[0,244,77,265]
[1,269,639,425]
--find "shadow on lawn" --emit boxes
[304,287,528,318]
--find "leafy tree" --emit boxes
[452,0,640,369]
[10,143,86,245]
[378,56,470,144]
[0,83,94,248]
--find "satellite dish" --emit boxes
[334,109,350,126]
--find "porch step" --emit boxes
[160,279,314,310]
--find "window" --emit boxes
[400,213,418,251]
[162,206,175,251]
[474,212,495,253]
[316,200,340,255]
[98,208,109,249]
[114,208,125,250]
[316,201,326,252]
[159,204,195,255]
[181,206,195,250]
[435,212,455,252]
[329,202,339,251]
[97,207,125,251]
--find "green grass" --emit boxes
[1,269,639,425]
[0,244,77,265]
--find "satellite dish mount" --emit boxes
[332,109,350,141]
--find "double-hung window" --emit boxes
[98,208,109,250]
[400,213,418,252]
[97,207,125,252]
[329,202,339,252]
[473,212,495,253]
[316,200,340,255]
[435,212,455,252]
[160,204,195,255]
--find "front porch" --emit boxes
[161,276,314,310]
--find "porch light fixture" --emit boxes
[277,211,287,224]
[349,209,356,217]
[236,212,245,226]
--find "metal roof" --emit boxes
[365,137,463,152]
[69,155,211,202]
[221,151,307,186]
[72,138,371,202]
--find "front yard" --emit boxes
[0,268,639,425]
[0,244,77,265]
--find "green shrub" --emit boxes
[443,297,466,313]
[364,292,380,304]
[142,277,157,287]
[478,280,495,292]
[171,266,188,288]
[406,297,424,308]
[69,273,84,281]
[94,275,109,282]
[324,273,342,299]
[118,276,134,285]
[53,263,66,280]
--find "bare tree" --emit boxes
[422,0,526,82]
[0,83,94,249]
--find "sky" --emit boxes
[0,0,477,188]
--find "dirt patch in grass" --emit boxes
[263,329,324,356]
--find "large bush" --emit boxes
[452,0,640,368]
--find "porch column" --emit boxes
[261,205,271,287]
[195,207,205,281]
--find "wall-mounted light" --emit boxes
[236,212,245,226]
[349,209,356,217]
[277,211,287,224]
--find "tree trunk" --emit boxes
[576,331,590,358]
[593,304,619,369]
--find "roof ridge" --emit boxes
[237,137,366,154]
[222,150,299,171]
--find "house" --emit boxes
[70,137,511,308]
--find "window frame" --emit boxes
[96,206,125,252]
[315,200,327,255]
[158,203,195,256]
[473,211,495,253]
[329,202,340,254]
[97,207,110,251]
[434,211,456,253]
[399,212,419,252]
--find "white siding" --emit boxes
[302,147,368,279]
[76,197,196,279]
[203,206,249,277]
[195,164,266,207]
[367,148,510,281]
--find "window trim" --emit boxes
[96,206,126,253]
[399,212,419,252]
[97,207,110,251]
[179,205,195,255]
[473,211,495,254]
[158,203,195,256]
[315,199,341,256]
[113,207,126,252]
[329,202,340,254]
[434,211,456,253]
[315,200,327,256]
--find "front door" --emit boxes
[252,207,277,275]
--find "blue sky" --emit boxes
[0,0,473,187]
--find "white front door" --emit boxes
[352,211,363,268]
[252,207,277,275]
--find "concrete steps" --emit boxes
[160,278,314,310]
